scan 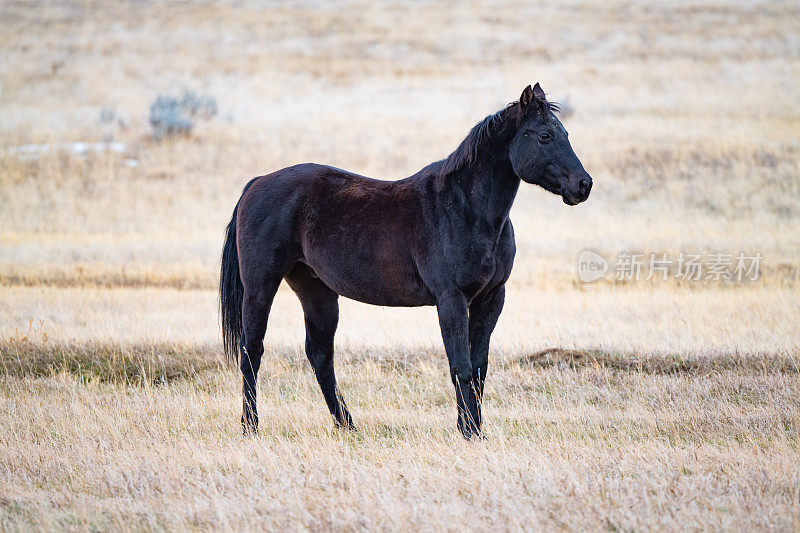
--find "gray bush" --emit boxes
[149,90,217,140]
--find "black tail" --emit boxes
[219,178,258,364]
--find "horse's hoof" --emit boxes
[334,420,357,432]
[460,430,484,441]
[241,415,259,436]
[457,419,483,440]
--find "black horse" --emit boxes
[220,83,592,438]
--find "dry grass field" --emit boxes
[1,0,799,530]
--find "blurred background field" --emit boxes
[2,0,799,292]
[1,1,799,530]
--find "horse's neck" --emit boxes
[429,118,521,235]
[458,157,520,234]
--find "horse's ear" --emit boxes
[519,85,534,109]
[520,83,548,113]
[532,82,547,113]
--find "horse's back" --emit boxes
[240,163,411,209]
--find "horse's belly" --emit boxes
[305,258,435,307]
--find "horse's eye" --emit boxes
[539,132,552,142]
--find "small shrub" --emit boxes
[149,90,217,140]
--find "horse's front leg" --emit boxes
[436,291,480,439]
[468,285,506,432]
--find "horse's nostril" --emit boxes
[579,179,588,191]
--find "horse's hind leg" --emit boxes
[240,274,282,434]
[285,264,354,429]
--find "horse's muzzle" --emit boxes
[562,173,592,205]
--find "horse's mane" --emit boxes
[437,99,560,178]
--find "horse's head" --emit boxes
[508,83,592,205]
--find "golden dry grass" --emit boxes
[1,342,798,530]
[1,0,800,531]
